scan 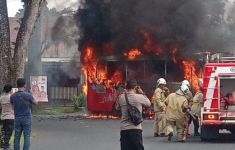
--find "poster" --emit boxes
[30,76,48,102]
[12,88,18,93]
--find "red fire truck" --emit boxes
[201,53,235,140]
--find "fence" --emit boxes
[49,86,81,106]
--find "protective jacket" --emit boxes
[185,90,193,107]
[153,87,167,112]
[191,91,203,117]
[165,90,188,121]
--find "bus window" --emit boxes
[96,84,106,93]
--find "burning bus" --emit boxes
[85,55,181,114]
[76,1,206,115]
[81,48,200,114]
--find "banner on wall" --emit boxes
[12,88,18,93]
[30,76,48,102]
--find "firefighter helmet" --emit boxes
[180,84,189,94]
[198,78,203,88]
[157,78,166,87]
[182,80,190,88]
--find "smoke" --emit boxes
[41,2,81,81]
[76,0,235,60]
[47,0,80,11]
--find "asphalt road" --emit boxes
[28,118,235,150]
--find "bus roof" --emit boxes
[98,55,173,62]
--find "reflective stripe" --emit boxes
[205,72,216,112]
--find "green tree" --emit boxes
[0,0,45,88]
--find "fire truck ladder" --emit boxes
[211,53,235,63]
[219,56,235,62]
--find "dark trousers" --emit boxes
[188,116,199,133]
[2,119,14,149]
[120,129,144,150]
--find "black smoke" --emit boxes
[76,0,235,61]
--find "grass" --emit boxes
[8,132,23,147]
[33,106,78,115]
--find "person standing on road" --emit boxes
[115,79,151,150]
[165,84,189,142]
[152,78,169,137]
[182,80,193,106]
[0,84,14,150]
[10,78,38,150]
[190,79,203,136]
[181,80,193,139]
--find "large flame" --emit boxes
[124,48,143,60]
[182,60,199,91]
[81,46,124,95]
[81,47,97,95]
[81,31,201,95]
[82,47,97,77]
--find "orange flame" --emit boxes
[81,67,88,95]
[81,46,124,95]
[182,60,199,91]
[111,70,122,85]
[124,48,143,60]
[81,47,98,95]
[141,31,163,55]
[85,114,119,119]
[170,48,179,64]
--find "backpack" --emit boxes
[125,93,143,126]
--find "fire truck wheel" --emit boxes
[201,126,219,141]
[231,129,235,138]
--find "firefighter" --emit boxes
[165,84,189,142]
[190,79,203,136]
[152,78,169,137]
[182,80,193,106]
[181,80,193,139]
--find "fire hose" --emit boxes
[186,108,197,120]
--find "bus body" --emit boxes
[86,56,182,114]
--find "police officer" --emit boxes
[152,78,169,137]
[165,84,189,142]
[191,79,203,136]
[115,79,151,150]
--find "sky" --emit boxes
[7,0,23,17]
[7,0,79,17]
[7,0,235,17]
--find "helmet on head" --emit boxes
[182,80,190,88]
[180,84,189,94]
[157,78,166,87]
[198,78,203,88]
